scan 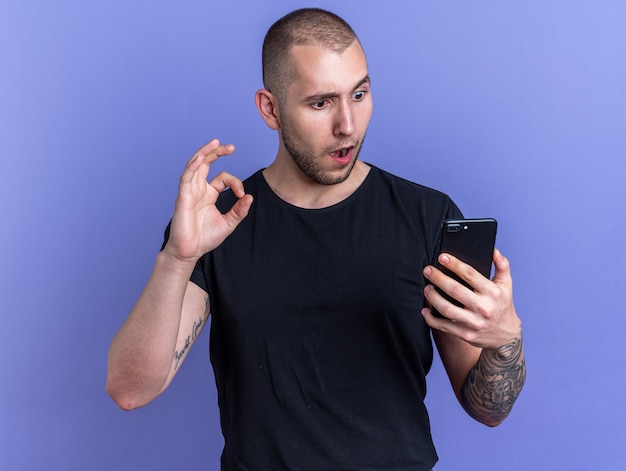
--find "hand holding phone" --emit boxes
[432,218,497,317]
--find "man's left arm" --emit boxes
[422,248,526,427]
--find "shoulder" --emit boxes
[367,165,461,216]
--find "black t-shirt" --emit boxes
[187,165,462,470]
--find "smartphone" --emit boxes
[432,218,497,317]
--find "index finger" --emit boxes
[437,252,492,293]
[186,139,236,169]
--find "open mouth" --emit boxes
[330,146,353,159]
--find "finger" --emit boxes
[181,140,236,185]
[197,141,235,165]
[422,281,467,322]
[223,194,254,229]
[421,305,466,336]
[185,139,219,168]
[437,253,492,294]
[184,140,235,171]
[180,141,219,186]
[422,305,454,329]
[208,171,246,196]
[423,263,475,312]
[422,306,483,346]
[492,248,513,285]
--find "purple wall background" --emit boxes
[2,1,625,469]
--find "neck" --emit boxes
[262,158,370,209]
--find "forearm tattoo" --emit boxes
[461,337,526,425]
[173,296,210,371]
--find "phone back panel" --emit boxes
[438,218,498,279]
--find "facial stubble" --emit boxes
[280,125,366,186]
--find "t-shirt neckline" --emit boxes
[256,164,378,213]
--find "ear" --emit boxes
[255,89,281,130]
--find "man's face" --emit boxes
[277,40,372,185]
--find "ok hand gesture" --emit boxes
[163,139,253,264]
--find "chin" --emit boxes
[317,159,358,185]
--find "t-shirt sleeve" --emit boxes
[189,256,209,292]
[446,197,464,220]
[428,196,464,266]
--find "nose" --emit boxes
[333,100,355,137]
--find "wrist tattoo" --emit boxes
[462,337,526,425]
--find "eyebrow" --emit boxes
[303,75,371,102]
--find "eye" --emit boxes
[352,90,367,101]
[311,99,330,109]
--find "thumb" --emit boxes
[492,248,512,285]
[223,194,254,230]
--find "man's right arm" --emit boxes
[106,139,253,410]
[106,254,208,410]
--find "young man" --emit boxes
[107,8,525,470]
